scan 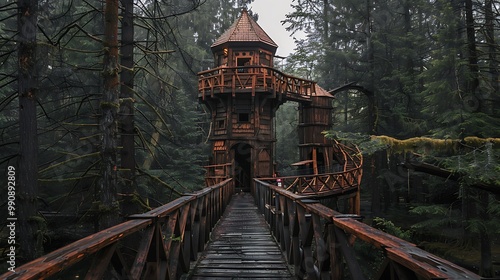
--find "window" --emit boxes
[259,52,271,66]
[238,113,250,123]
[217,119,225,129]
[237,57,251,73]
[235,97,251,123]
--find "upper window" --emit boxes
[237,57,251,73]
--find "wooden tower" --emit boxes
[297,86,337,175]
[198,9,333,190]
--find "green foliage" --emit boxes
[323,131,385,155]
[372,217,412,241]
[408,204,462,235]
[275,102,299,174]
[409,204,450,216]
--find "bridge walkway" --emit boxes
[187,193,293,279]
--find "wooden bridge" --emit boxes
[2,178,481,279]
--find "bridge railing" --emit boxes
[260,142,363,203]
[259,165,362,197]
[2,179,234,280]
[253,179,480,280]
[198,65,315,101]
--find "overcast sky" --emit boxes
[249,0,305,57]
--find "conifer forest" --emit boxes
[1,0,500,278]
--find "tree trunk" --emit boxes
[485,0,498,115]
[465,0,479,95]
[142,119,162,170]
[479,191,493,277]
[99,0,120,230]
[17,0,42,261]
[119,0,137,217]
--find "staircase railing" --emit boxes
[2,179,233,280]
[253,179,480,280]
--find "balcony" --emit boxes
[198,65,316,102]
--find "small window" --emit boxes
[238,113,250,123]
[217,119,225,129]
[237,57,251,73]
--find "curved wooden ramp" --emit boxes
[187,193,293,279]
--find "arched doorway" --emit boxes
[232,143,252,192]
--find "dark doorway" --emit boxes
[233,143,252,192]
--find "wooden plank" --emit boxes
[84,243,117,280]
[333,217,480,279]
[189,193,293,279]
[167,203,191,279]
[334,227,367,280]
[130,225,155,279]
[3,219,151,280]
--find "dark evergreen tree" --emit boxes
[17,0,42,261]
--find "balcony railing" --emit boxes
[198,65,316,102]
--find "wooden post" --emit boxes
[312,147,318,175]
[328,224,342,279]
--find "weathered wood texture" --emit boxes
[203,163,232,186]
[188,193,293,279]
[1,176,483,280]
[1,180,234,280]
[198,66,315,103]
[253,179,481,280]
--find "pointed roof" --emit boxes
[211,9,278,50]
[315,84,335,98]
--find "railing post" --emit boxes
[252,74,256,96]
[231,73,236,96]
[327,223,342,280]
[220,71,224,93]
[287,199,300,275]
[297,199,318,279]
[273,193,281,244]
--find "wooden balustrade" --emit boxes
[260,142,363,199]
[198,66,315,102]
[2,179,234,280]
[252,179,480,280]
[261,166,362,198]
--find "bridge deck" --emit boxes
[188,193,293,279]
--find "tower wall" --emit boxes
[298,94,336,174]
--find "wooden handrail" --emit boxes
[261,166,362,197]
[198,65,316,101]
[2,179,234,280]
[261,143,363,198]
[252,179,481,280]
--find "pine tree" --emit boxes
[17,0,42,261]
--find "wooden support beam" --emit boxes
[334,227,367,280]
[130,225,155,279]
[85,243,118,280]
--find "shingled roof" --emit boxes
[211,9,278,50]
[315,84,335,98]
